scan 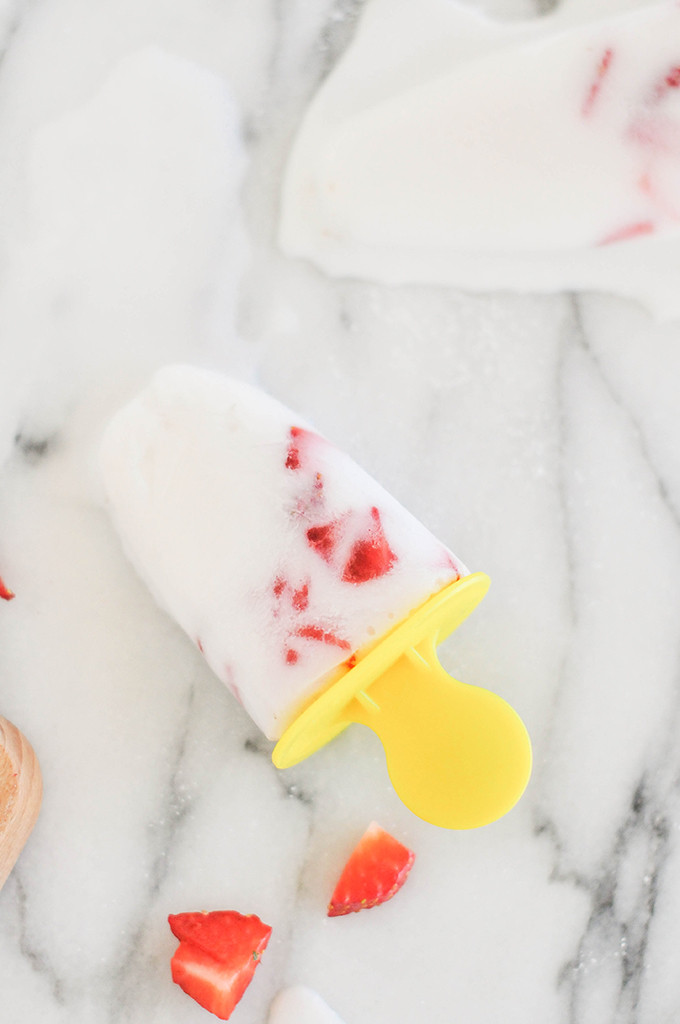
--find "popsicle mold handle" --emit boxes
[350,643,531,829]
[273,573,532,829]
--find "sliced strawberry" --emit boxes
[328,822,415,917]
[169,910,271,1020]
[306,520,341,563]
[169,910,271,963]
[342,507,396,584]
[0,576,14,601]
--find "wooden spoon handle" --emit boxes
[0,717,43,891]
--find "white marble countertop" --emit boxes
[2,1,680,1022]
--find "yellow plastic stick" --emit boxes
[273,573,532,829]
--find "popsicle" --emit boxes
[100,366,531,828]
[279,0,680,317]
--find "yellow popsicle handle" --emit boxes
[272,573,532,829]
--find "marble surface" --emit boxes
[1,1,680,1023]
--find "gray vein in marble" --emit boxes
[13,431,55,464]
[527,299,580,832]
[12,873,67,1007]
[562,777,673,1024]
[316,0,365,78]
[535,0,560,12]
[144,690,197,899]
[0,1,26,66]
[266,0,364,121]
[242,737,319,997]
[568,296,680,532]
[536,767,678,1023]
[109,683,198,1024]
[243,733,273,757]
[555,309,578,624]
[533,295,680,1024]
[272,790,317,986]
[243,734,314,806]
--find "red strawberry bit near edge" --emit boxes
[272,575,311,617]
[285,425,320,472]
[599,220,655,245]
[652,63,680,102]
[291,582,309,611]
[306,520,341,563]
[0,576,14,601]
[168,910,271,1021]
[342,507,396,584]
[581,46,614,118]
[294,624,351,650]
[328,822,415,917]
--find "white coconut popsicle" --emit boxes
[100,365,464,741]
[279,0,680,316]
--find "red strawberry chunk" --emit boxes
[342,508,396,584]
[171,943,243,1020]
[306,520,341,562]
[328,822,415,917]
[581,46,613,117]
[285,425,318,471]
[285,443,301,471]
[0,576,14,601]
[294,624,351,650]
[291,582,309,611]
[168,911,271,1020]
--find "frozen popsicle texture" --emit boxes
[100,367,464,739]
[280,0,680,317]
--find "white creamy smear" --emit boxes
[0,46,246,469]
[100,366,464,739]
[279,0,680,318]
[268,986,346,1024]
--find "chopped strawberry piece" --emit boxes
[0,576,14,601]
[328,822,415,917]
[285,444,301,471]
[581,46,613,117]
[653,63,680,101]
[306,520,340,562]
[291,582,309,611]
[285,425,319,471]
[664,65,680,90]
[168,910,271,1020]
[294,624,351,650]
[342,507,396,583]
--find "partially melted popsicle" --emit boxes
[279,0,680,316]
[101,366,531,828]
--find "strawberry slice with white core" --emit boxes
[0,576,14,601]
[327,822,415,916]
[168,910,271,1020]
